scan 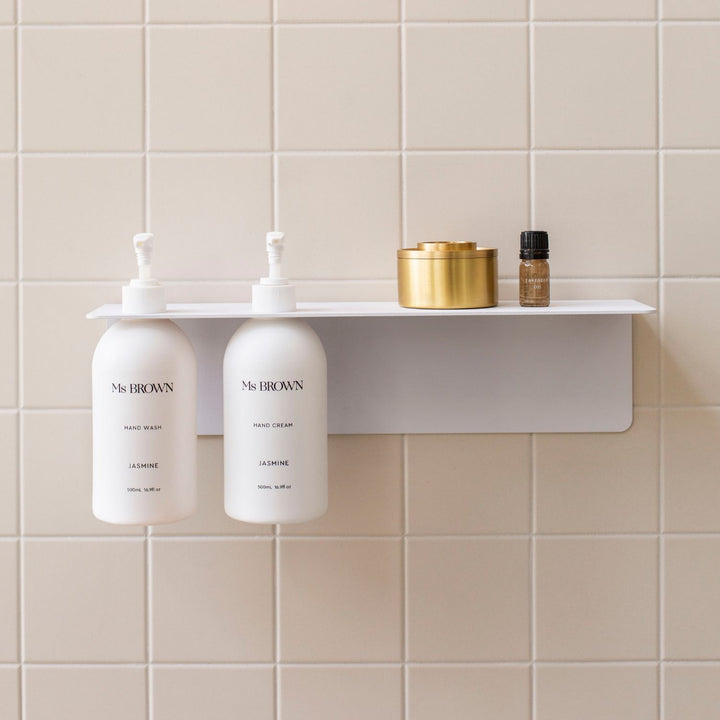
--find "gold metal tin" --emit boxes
[397,241,498,309]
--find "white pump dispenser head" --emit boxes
[121,233,166,314]
[252,231,297,313]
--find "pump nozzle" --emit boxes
[133,233,155,281]
[122,232,166,314]
[252,230,296,312]
[264,231,286,284]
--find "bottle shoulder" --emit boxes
[93,319,196,368]
[227,318,323,347]
[224,318,326,367]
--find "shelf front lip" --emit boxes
[87,299,655,321]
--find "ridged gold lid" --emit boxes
[397,241,497,259]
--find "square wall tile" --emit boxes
[278,155,399,279]
[149,0,270,22]
[665,665,720,720]
[407,538,530,661]
[282,435,402,536]
[404,153,529,278]
[277,0,398,21]
[406,26,527,149]
[23,412,141,536]
[277,27,398,150]
[407,434,531,535]
[662,280,720,405]
[0,157,16,279]
[536,538,658,660]
[536,409,659,534]
[663,0,720,18]
[151,539,273,661]
[0,667,18,720]
[149,156,272,280]
[408,666,530,720]
[279,539,402,661]
[550,280,659,405]
[534,26,656,148]
[664,153,720,276]
[406,0,526,19]
[22,157,143,281]
[534,153,657,277]
[24,539,145,661]
[152,667,274,720]
[22,284,116,408]
[153,436,272,536]
[663,26,720,147]
[21,0,143,22]
[24,667,146,720]
[0,542,17,661]
[534,0,655,18]
[0,30,14,151]
[664,409,720,532]
[536,665,657,720]
[0,286,17,407]
[0,414,17,535]
[149,28,270,151]
[665,537,720,659]
[21,29,142,151]
[280,667,402,720]
[0,0,13,22]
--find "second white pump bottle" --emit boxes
[223,232,328,524]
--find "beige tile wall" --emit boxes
[2,0,719,718]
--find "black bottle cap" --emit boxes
[520,230,549,260]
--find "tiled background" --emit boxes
[1,0,719,718]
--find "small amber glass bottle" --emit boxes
[519,230,550,307]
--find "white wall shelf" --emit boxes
[88,300,655,435]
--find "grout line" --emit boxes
[529,10,537,713]
[17,19,718,27]
[19,275,720,284]
[272,1,279,232]
[272,1,280,717]
[21,147,720,156]
[399,0,406,252]
[527,33,534,237]
[146,533,152,720]
[21,530,720,539]
[5,659,697,670]
[144,7,151,234]
[274,529,280,720]
[14,2,25,717]
[402,432,409,720]
[19,408,92,413]
[143,3,152,717]
[528,0,535,264]
[19,147,720,156]
[5,658,692,667]
[400,2,408,717]
[16,22,275,29]
[530,443,537,720]
[656,4,666,718]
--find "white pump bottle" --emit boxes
[223,232,328,524]
[92,233,197,525]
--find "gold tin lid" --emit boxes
[397,241,497,259]
[396,241,498,309]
